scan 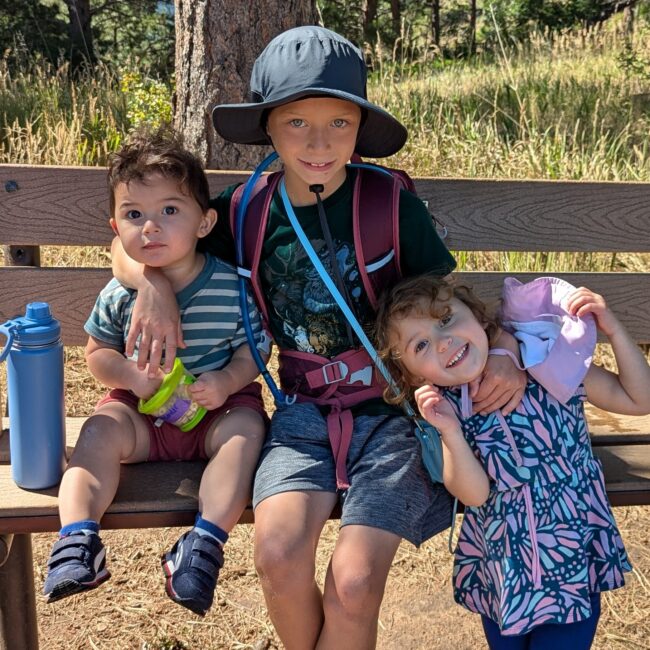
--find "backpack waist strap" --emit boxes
[279,349,385,489]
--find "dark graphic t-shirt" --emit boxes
[203,169,456,414]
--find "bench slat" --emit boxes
[421,178,650,252]
[0,165,249,246]
[0,419,254,534]
[0,268,647,344]
[1,165,649,252]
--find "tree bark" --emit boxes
[623,4,635,43]
[174,0,318,171]
[364,0,379,44]
[431,0,441,49]
[64,0,95,69]
[468,0,477,55]
[390,0,401,41]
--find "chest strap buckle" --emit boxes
[322,360,349,385]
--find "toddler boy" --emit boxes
[43,127,269,616]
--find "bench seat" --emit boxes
[2,406,650,537]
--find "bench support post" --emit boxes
[0,534,39,650]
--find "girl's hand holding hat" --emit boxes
[566,287,622,338]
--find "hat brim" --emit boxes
[212,88,407,159]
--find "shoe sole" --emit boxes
[160,552,208,617]
[45,569,111,604]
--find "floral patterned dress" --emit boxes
[445,379,631,636]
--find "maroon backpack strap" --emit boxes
[229,172,283,324]
[352,167,403,310]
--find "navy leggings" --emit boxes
[481,593,601,650]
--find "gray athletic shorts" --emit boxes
[253,402,453,546]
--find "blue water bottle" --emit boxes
[0,302,65,489]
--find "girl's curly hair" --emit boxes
[373,274,501,405]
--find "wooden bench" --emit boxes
[1,164,649,649]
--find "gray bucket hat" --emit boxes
[212,26,407,158]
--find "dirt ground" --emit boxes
[32,504,650,650]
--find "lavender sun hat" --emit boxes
[211,26,407,158]
[500,276,598,404]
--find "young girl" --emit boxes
[375,274,650,649]
[112,26,526,649]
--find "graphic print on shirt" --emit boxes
[262,237,369,357]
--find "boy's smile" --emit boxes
[111,173,216,290]
[266,97,362,206]
[392,298,490,387]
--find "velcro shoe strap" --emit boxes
[190,553,221,576]
[191,537,224,568]
[47,546,87,567]
[51,533,94,552]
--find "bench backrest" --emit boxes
[1,164,649,345]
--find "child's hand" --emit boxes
[125,276,185,377]
[188,371,233,410]
[469,331,526,416]
[129,364,164,400]
[414,385,462,437]
[566,287,621,338]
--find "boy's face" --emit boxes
[390,298,489,387]
[266,97,361,205]
[111,173,216,270]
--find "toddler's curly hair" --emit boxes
[374,274,501,405]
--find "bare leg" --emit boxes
[317,525,401,650]
[254,491,338,650]
[58,403,150,525]
[199,407,265,531]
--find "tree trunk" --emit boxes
[468,0,477,56]
[174,0,318,171]
[364,0,379,44]
[431,0,441,49]
[624,4,635,43]
[390,0,401,41]
[64,0,95,69]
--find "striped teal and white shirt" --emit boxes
[85,254,268,375]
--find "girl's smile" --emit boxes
[446,342,469,368]
[392,297,490,387]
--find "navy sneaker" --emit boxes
[43,532,110,603]
[161,530,224,616]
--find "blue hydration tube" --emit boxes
[278,178,444,484]
[235,151,295,406]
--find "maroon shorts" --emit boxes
[96,381,268,462]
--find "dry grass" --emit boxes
[30,510,650,649]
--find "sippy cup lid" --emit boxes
[138,357,187,414]
[138,358,207,431]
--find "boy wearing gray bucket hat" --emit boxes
[113,24,525,647]
[212,25,406,158]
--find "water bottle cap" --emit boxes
[8,302,61,346]
[26,302,52,322]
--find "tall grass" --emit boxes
[0,58,126,165]
[374,28,650,182]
